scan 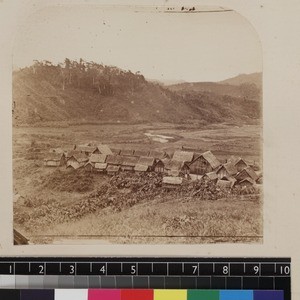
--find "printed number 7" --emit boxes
[192,265,198,274]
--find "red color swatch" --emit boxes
[121,289,154,300]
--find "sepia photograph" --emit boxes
[12,4,263,245]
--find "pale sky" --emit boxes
[13,5,262,82]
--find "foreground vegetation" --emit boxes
[13,122,262,244]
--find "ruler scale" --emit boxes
[0,257,291,300]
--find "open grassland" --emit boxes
[13,122,262,244]
[34,196,262,244]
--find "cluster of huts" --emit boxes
[44,144,262,189]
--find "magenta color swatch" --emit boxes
[88,289,121,300]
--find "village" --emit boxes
[44,143,262,191]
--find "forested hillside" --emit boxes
[13,59,261,125]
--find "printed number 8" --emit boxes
[223,266,229,275]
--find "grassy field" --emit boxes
[13,122,262,244]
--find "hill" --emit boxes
[12,59,261,125]
[168,73,262,102]
[219,72,262,87]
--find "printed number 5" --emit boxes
[131,265,136,275]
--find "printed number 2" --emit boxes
[39,265,44,274]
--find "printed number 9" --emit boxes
[254,266,259,274]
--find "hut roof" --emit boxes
[190,174,203,181]
[44,152,64,161]
[77,145,97,153]
[121,156,139,167]
[162,176,183,185]
[107,165,120,172]
[134,150,150,157]
[96,144,113,155]
[217,162,238,176]
[120,149,135,156]
[95,163,108,170]
[149,150,168,160]
[89,154,107,163]
[164,159,183,171]
[65,150,81,158]
[67,163,82,170]
[239,177,255,185]
[106,155,123,165]
[196,151,221,169]
[134,164,149,172]
[111,148,121,155]
[228,155,248,166]
[63,145,76,152]
[237,166,258,181]
[69,153,89,163]
[203,171,218,180]
[49,148,64,154]
[137,156,155,166]
[181,145,201,152]
[216,179,233,189]
[13,229,29,245]
[172,150,194,162]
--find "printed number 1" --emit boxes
[9,265,13,274]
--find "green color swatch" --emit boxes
[187,290,219,300]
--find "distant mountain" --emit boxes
[167,72,262,102]
[12,60,261,125]
[219,72,262,88]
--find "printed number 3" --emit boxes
[70,265,75,274]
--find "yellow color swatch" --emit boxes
[154,289,187,300]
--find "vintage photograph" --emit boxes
[12,5,263,244]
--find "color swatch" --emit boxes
[0,289,285,300]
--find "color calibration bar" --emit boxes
[0,289,284,300]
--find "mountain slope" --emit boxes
[219,72,262,87]
[12,60,261,125]
[168,72,262,101]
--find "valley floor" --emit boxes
[13,122,262,244]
